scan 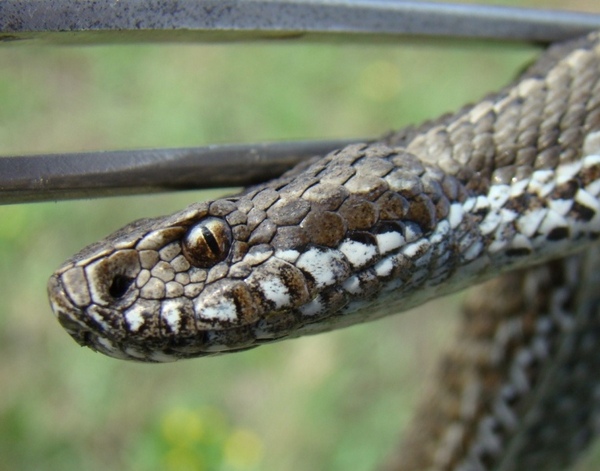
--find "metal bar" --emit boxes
[0,139,361,204]
[1,0,599,45]
[2,1,598,204]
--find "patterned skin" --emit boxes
[49,33,600,470]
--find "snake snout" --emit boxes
[47,273,92,342]
[48,271,134,359]
[48,250,140,325]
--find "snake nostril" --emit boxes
[108,274,135,299]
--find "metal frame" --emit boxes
[1,0,599,204]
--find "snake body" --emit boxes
[49,33,600,470]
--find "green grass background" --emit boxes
[1,1,600,470]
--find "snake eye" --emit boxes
[182,217,232,268]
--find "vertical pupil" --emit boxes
[201,225,221,255]
[182,217,232,268]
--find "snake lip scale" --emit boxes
[48,31,600,470]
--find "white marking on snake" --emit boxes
[449,203,464,229]
[299,297,323,316]
[124,305,146,332]
[510,233,533,251]
[404,223,422,241]
[500,208,518,223]
[463,240,484,262]
[576,188,600,213]
[479,211,502,235]
[259,278,291,308]
[342,275,361,294]
[583,153,600,167]
[89,307,110,330]
[538,210,568,235]
[475,195,489,212]
[161,300,182,332]
[510,179,529,197]
[462,197,477,212]
[245,248,273,265]
[97,337,124,357]
[430,220,450,244]
[556,160,583,184]
[402,239,430,258]
[150,351,178,362]
[195,297,238,321]
[296,247,347,288]
[487,184,510,209]
[374,257,394,277]
[339,239,377,268]
[376,231,404,254]
[529,170,556,197]
[124,346,148,360]
[488,238,507,256]
[586,179,600,197]
[275,249,300,263]
[516,208,548,238]
[549,199,573,217]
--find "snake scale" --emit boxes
[48,32,600,470]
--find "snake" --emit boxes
[47,32,600,470]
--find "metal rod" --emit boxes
[2,1,597,204]
[0,139,361,204]
[1,0,599,45]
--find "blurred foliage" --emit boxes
[1,1,600,470]
[132,406,263,471]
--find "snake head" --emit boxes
[47,196,325,362]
